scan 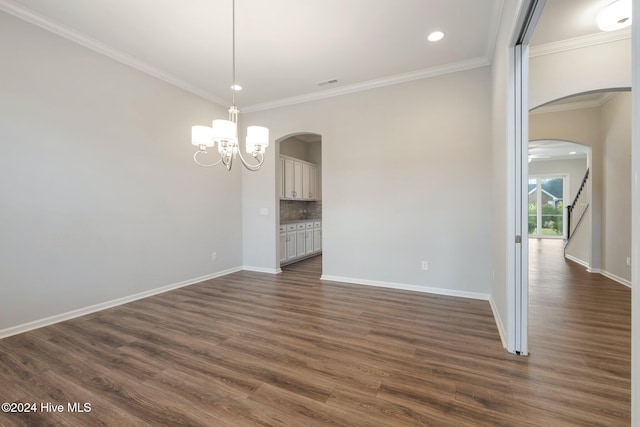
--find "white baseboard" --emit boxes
[319,275,490,301]
[489,296,508,350]
[565,253,590,269]
[0,267,242,340]
[242,266,281,274]
[600,270,632,288]
[563,254,631,286]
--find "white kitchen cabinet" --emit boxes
[296,224,306,258]
[309,165,317,200]
[281,156,318,200]
[302,163,317,200]
[279,225,287,264]
[304,222,314,255]
[286,224,297,261]
[313,222,322,253]
[284,158,297,199]
[280,221,322,265]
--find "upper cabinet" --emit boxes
[281,155,319,200]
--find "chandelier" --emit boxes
[191,0,269,171]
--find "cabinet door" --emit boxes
[284,158,296,199]
[278,157,285,199]
[302,163,311,200]
[305,230,314,255]
[308,165,317,200]
[313,227,321,252]
[286,231,297,260]
[293,162,303,199]
[296,229,306,257]
[279,232,287,263]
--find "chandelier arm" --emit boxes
[221,153,233,171]
[237,150,265,171]
[193,150,223,167]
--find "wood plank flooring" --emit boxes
[0,241,630,426]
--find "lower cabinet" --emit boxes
[313,222,321,252]
[286,224,297,261]
[279,225,287,264]
[296,225,306,258]
[281,221,322,265]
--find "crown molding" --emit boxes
[0,0,227,106]
[484,0,505,63]
[243,56,490,113]
[530,92,620,115]
[529,27,632,58]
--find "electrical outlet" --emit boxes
[212,252,217,261]
[627,257,631,267]
[421,261,429,271]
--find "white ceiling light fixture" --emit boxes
[427,31,445,42]
[191,0,269,171]
[596,0,632,32]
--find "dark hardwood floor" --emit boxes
[0,241,630,426]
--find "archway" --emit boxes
[529,89,631,276]
[528,139,590,245]
[275,132,323,274]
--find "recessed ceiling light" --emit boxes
[427,31,445,42]
[231,84,242,91]
[569,151,577,155]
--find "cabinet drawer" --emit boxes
[305,222,314,229]
[296,223,306,230]
[279,225,286,232]
[313,221,321,228]
[286,224,297,231]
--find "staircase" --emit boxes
[566,168,590,246]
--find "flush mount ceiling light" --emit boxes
[427,31,445,42]
[596,0,632,32]
[191,0,269,171]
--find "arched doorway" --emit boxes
[529,89,631,275]
[528,139,590,242]
[276,133,323,274]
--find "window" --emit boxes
[528,176,565,238]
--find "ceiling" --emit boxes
[0,0,625,112]
[530,0,624,46]
[529,139,590,163]
[2,0,500,110]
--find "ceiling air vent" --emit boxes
[317,78,338,87]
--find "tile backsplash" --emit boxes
[280,200,322,223]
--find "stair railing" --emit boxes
[566,168,590,243]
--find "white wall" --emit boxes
[601,93,632,283]
[0,12,242,334]
[529,38,631,109]
[243,67,493,297]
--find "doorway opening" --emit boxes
[276,133,323,275]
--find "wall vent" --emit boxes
[317,78,338,86]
